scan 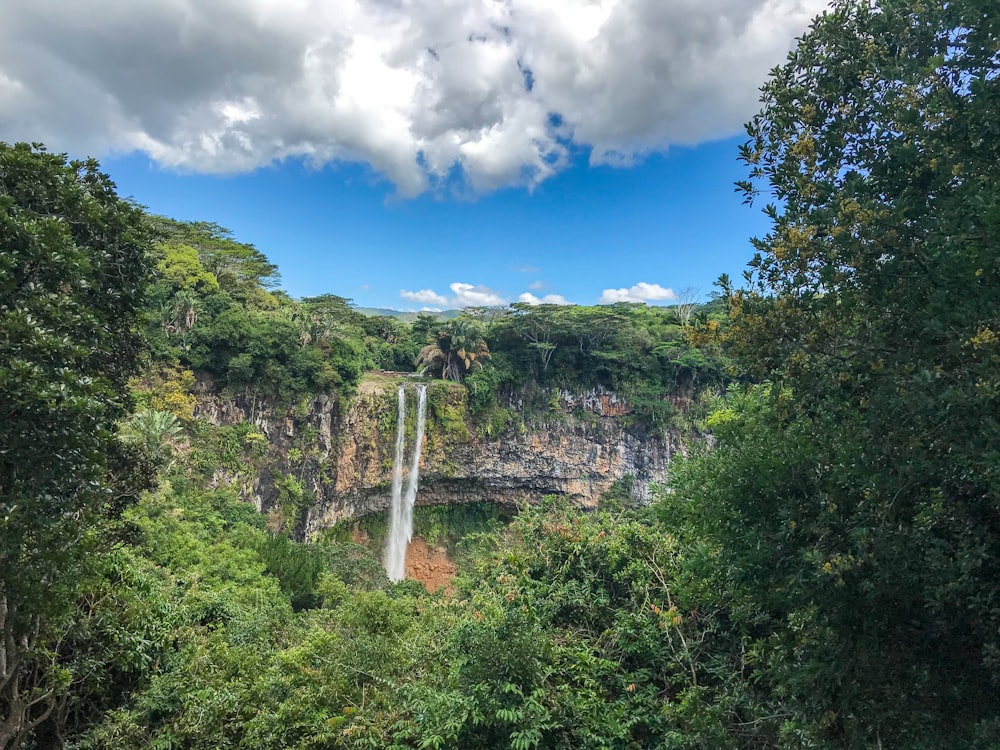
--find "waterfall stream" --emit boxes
[383,385,408,580]
[383,383,427,581]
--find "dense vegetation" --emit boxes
[2,0,998,748]
[144,216,719,434]
[0,143,156,747]
[462,302,726,435]
[696,0,1000,740]
[145,217,425,401]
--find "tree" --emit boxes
[411,313,440,344]
[417,318,491,382]
[0,143,153,747]
[155,243,219,294]
[670,287,700,328]
[509,302,561,372]
[122,410,184,469]
[299,294,367,345]
[150,217,280,293]
[693,1,1000,745]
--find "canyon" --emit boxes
[193,372,684,539]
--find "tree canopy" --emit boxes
[5,2,1000,748]
[682,0,1000,744]
[0,143,155,747]
[143,221,424,400]
[417,318,492,382]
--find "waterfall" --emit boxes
[383,383,427,581]
[383,385,408,580]
[400,385,428,560]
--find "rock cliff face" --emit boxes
[193,374,682,537]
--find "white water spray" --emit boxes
[383,385,408,580]
[383,384,427,581]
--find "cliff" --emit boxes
[192,372,683,537]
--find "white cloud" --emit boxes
[518,292,572,305]
[450,282,506,307]
[401,288,449,306]
[599,282,676,304]
[0,0,826,194]
[528,280,545,291]
[402,281,507,308]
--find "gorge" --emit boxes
[6,6,997,742]
[192,372,684,547]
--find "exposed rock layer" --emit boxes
[193,376,680,537]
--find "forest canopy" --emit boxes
[144,213,724,433]
[1,0,999,748]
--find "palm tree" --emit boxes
[416,319,491,382]
[170,291,199,333]
[123,409,184,467]
[163,291,199,353]
[278,304,312,345]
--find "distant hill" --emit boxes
[353,307,462,323]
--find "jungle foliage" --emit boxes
[692,0,1000,743]
[144,217,425,401]
[405,300,727,436]
[146,213,723,432]
[3,0,1000,748]
[0,143,156,749]
[464,301,727,434]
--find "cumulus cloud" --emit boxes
[400,281,506,308]
[401,288,449,306]
[599,282,676,304]
[450,282,506,307]
[0,0,826,194]
[518,292,572,305]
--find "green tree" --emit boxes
[411,312,441,344]
[150,217,280,294]
[417,318,491,382]
[122,410,184,468]
[690,1,1000,745]
[156,243,219,294]
[508,302,563,372]
[0,143,154,747]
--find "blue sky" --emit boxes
[1,0,823,309]
[104,135,769,309]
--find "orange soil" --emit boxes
[348,523,456,593]
[404,537,456,593]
